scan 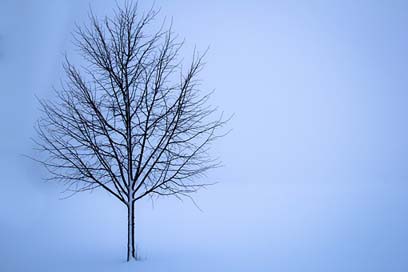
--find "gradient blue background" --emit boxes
[1,0,408,271]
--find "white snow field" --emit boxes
[2,156,408,272]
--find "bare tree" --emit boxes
[33,2,226,261]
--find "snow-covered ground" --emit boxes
[2,155,408,272]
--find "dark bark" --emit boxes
[127,202,135,260]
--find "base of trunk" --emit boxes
[127,202,136,261]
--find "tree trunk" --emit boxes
[127,202,135,261]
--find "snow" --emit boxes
[2,161,408,272]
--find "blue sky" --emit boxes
[1,1,408,271]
